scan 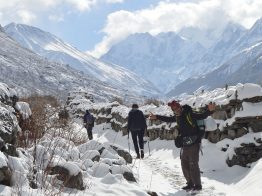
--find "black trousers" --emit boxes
[131,130,144,155]
[85,125,93,140]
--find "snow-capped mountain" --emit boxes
[4,23,159,97]
[101,32,207,93]
[0,25,151,103]
[229,18,262,55]
[200,22,247,68]
[167,41,262,96]
[178,25,226,49]
[101,18,262,96]
[166,18,262,96]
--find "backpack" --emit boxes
[196,119,206,139]
[174,105,206,147]
[84,114,95,126]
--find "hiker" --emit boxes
[127,104,147,159]
[83,110,95,140]
[149,100,216,191]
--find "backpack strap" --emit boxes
[186,113,195,128]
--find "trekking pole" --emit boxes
[146,128,151,156]
[147,139,151,156]
[128,131,130,153]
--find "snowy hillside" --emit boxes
[4,23,159,97]
[0,25,149,103]
[101,32,207,93]
[167,41,262,96]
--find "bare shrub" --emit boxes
[17,95,61,148]
[13,95,89,195]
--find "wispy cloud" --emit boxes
[65,0,97,12]
[106,0,124,3]
[17,10,36,24]
[0,0,97,25]
[90,0,262,57]
[48,14,64,22]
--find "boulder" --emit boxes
[49,165,84,190]
[110,145,132,164]
[123,171,136,182]
[0,166,11,186]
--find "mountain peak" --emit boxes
[249,17,262,34]
[0,24,4,32]
[156,31,184,41]
[223,22,246,34]
[126,32,154,41]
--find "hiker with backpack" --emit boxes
[127,104,147,159]
[149,100,216,192]
[83,110,95,140]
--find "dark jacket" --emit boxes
[84,112,95,127]
[127,109,147,132]
[156,105,213,137]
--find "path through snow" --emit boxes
[91,124,245,196]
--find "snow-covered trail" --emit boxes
[90,124,249,196]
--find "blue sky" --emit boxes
[0,0,262,57]
[40,0,162,52]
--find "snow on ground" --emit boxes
[89,123,262,196]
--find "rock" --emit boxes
[147,191,158,196]
[123,171,136,182]
[0,105,19,145]
[226,143,262,167]
[249,122,262,133]
[235,127,248,138]
[256,138,262,143]
[228,130,236,139]
[0,137,5,150]
[219,132,228,141]
[0,166,12,186]
[92,155,100,162]
[207,130,220,143]
[49,165,84,190]
[110,145,132,164]
[2,144,18,157]
[212,110,228,120]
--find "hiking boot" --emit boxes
[182,182,193,191]
[192,185,202,191]
[136,154,140,159]
[141,150,144,159]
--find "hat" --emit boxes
[132,104,139,109]
[167,100,181,108]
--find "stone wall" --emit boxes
[91,102,262,144]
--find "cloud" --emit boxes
[17,10,36,24]
[90,0,262,57]
[48,14,64,22]
[106,0,124,3]
[65,0,97,11]
[0,0,96,25]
